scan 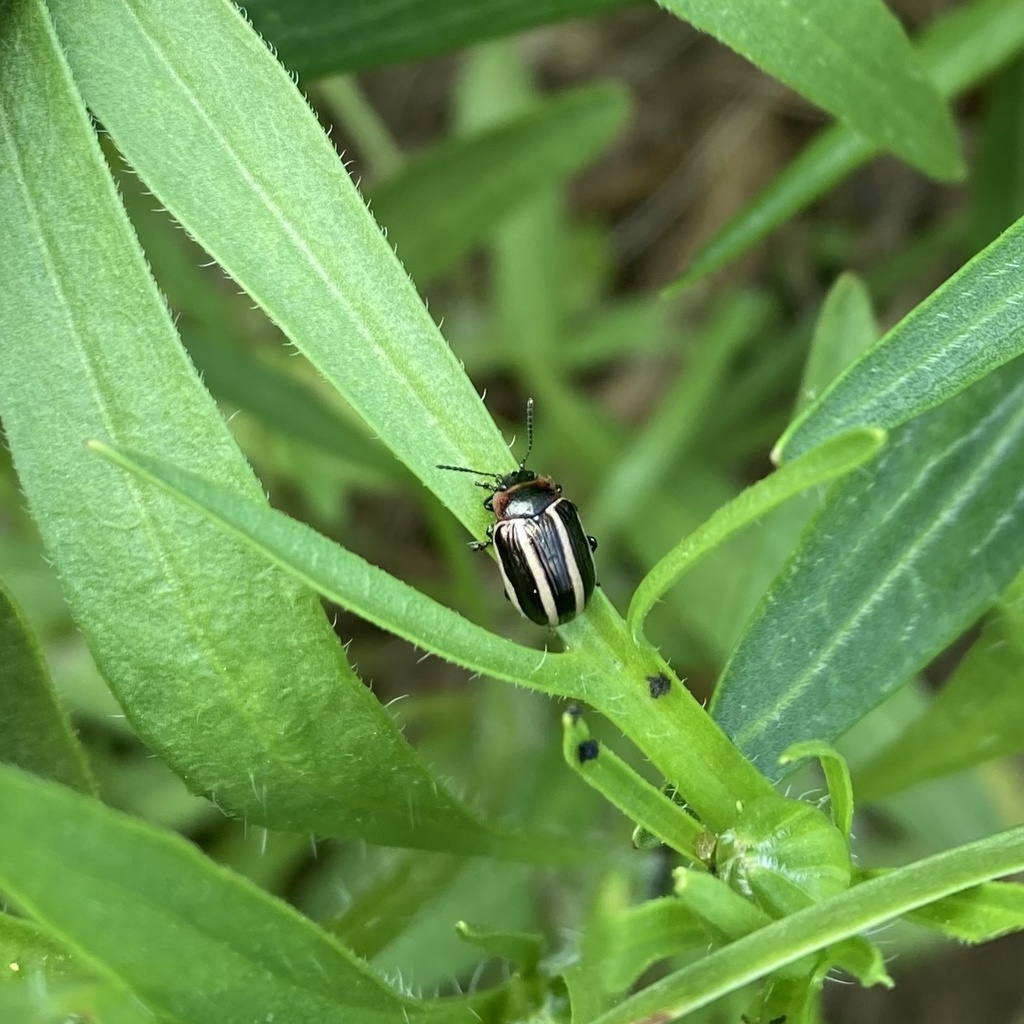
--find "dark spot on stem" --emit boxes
[647,673,671,698]
[577,739,600,763]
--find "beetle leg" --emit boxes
[587,535,598,552]
[470,524,495,551]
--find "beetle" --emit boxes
[437,399,597,626]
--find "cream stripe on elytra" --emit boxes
[519,520,559,624]
[494,533,528,620]
[548,500,586,615]
[511,520,559,624]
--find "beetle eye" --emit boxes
[483,497,494,511]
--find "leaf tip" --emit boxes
[86,438,113,458]
[660,266,701,300]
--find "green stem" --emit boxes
[561,596,777,832]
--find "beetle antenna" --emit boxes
[437,463,501,478]
[520,397,535,468]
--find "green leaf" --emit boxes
[560,298,682,371]
[674,868,772,943]
[560,707,707,864]
[855,572,1024,799]
[183,326,406,483]
[601,898,706,995]
[714,358,1024,773]
[112,160,403,484]
[779,742,854,844]
[245,0,635,77]
[627,427,886,639]
[592,825,1024,1024]
[795,273,878,415]
[672,0,1024,292]
[831,938,893,989]
[0,0,531,858]
[655,0,961,180]
[0,764,487,1024]
[588,291,775,539]
[46,0,534,541]
[370,83,629,287]
[971,56,1024,251]
[900,880,1024,944]
[0,980,158,1024]
[318,850,541,990]
[456,921,544,975]
[776,215,1024,462]
[0,579,94,793]
[855,870,1024,944]
[370,864,539,993]
[562,877,706,1022]
[0,913,78,984]
[89,442,593,861]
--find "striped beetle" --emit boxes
[438,400,597,626]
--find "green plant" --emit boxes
[2,1,1024,1022]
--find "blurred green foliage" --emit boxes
[3,2,1024,1023]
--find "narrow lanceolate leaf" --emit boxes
[713,358,1024,774]
[592,825,1024,1024]
[855,572,1024,799]
[856,871,1024,944]
[0,580,94,793]
[672,0,1024,292]
[627,428,885,640]
[795,273,878,414]
[90,442,569,700]
[776,214,1024,462]
[779,742,854,844]
[560,708,706,864]
[656,0,961,180]
[0,0,534,857]
[183,327,406,482]
[0,765,485,1024]
[971,56,1024,251]
[46,0,555,541]
[456,922,544,976]
[244,0,635,77]
[371,83,629,287]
